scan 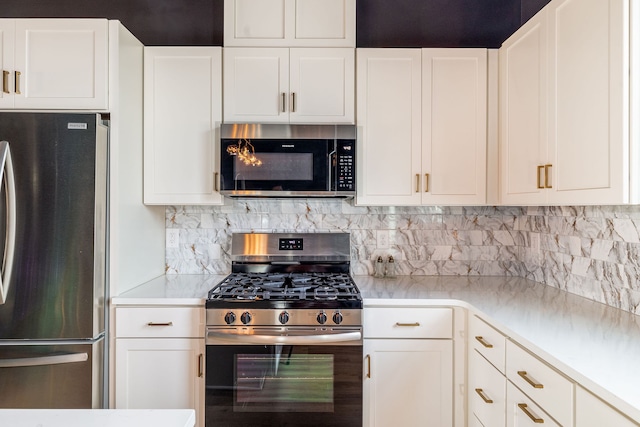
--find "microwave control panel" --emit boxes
[336,140,355,192]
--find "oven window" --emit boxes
[234,153,313,181]
[235,349,333,412]
[206,344,362,427]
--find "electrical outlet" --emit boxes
[166,229,180,248]
[377,230,389,249]
[530,232,540,254]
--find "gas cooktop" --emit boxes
[206,271,362,309]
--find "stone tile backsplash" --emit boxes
[166,200,640,315]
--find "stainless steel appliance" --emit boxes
[0,113,108,408]
[205,232,362,427]
[219,124,356,198]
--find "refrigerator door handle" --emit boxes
[0,352,88,368]
[0,140,16,305]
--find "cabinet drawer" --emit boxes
[470,350,506,427]
[506,340,573,426]
[507,381,560,427]
[363,307,452,339]
[116,307,204,338]
[470,315,507,373]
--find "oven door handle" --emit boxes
[207,330,362,345]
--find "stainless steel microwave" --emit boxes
[219,124,356,198]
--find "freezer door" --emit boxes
[0,339,104,408]
[0,113,108,340]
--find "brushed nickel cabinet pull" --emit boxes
[147,321,174,327]
[365,354,371,378]
[395,322,420,327]
[198,353,204,378]
[425,173,429,192]
[475,388,493,404]
[416,174,420,193]
[517,403,544,423]
[544,164,552,188]
[518,370,544,389]
[537,165,544,189]
[2,71,9,94]
[281,92,286,113]
[14,71,21,95]
[291,92,296,113]
[475,336,493,348]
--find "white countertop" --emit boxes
[113,274,640,421]
[0,409,195,427]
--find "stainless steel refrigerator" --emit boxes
[0,113,108,408]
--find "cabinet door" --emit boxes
[499,10,549,205]
[14,19,108,110]
[224,0,355,47]
[506,381,560,427]
[469,350,506,427]
[115,338,205,427]
[363,339,453,427]
[575,386,639,427]
[0,20,15,109]
[422,49,487,205]
[223,47,289,123]
[289,48,354,123]
[144,47,223,205]
[547,0,628,204]
[356,49,422,206]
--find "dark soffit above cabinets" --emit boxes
[1,0,550,48]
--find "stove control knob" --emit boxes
[278,311,290,325]
[332,312,343,325]
[224,312,236,325]
[240,312,252,325]
[317,311,327,325]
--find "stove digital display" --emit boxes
[279,238,303,250]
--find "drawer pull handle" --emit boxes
[198,353,204,378]
[518,370,544,389]
[517,403,544,423]
[475,336,493,348]
[2,70,9,93]
[474,388,493,404]
[365,354,371,378]
[147,322,174,327]
[395,322,420,327]
[14,71,21,95]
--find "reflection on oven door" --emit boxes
[235,346,334,413]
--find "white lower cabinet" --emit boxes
[507,381,560,427]
[576,386,639,427]
[363,307,453,427]
[469,350,506,427]
[505,340,573,426]
[114,306,205,427]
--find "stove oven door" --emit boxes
[205,327,362,427]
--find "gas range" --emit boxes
[205,232,362,327]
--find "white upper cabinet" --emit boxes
[547,0,628,205]
[224,0,355,47]
[0,19,108,110]
[422,49,487,205]
[356,48,488,206]
[499,0,632,205]
[223,47,354,124]
[499,9,549,206]
[356,49,423,206]
[144,47,223,205]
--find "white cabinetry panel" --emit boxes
[144,47,223,205]
[0,19,108,110]
[224,0,355,47]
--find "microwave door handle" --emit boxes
[328,148,336,191]
[0,141,16,305]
